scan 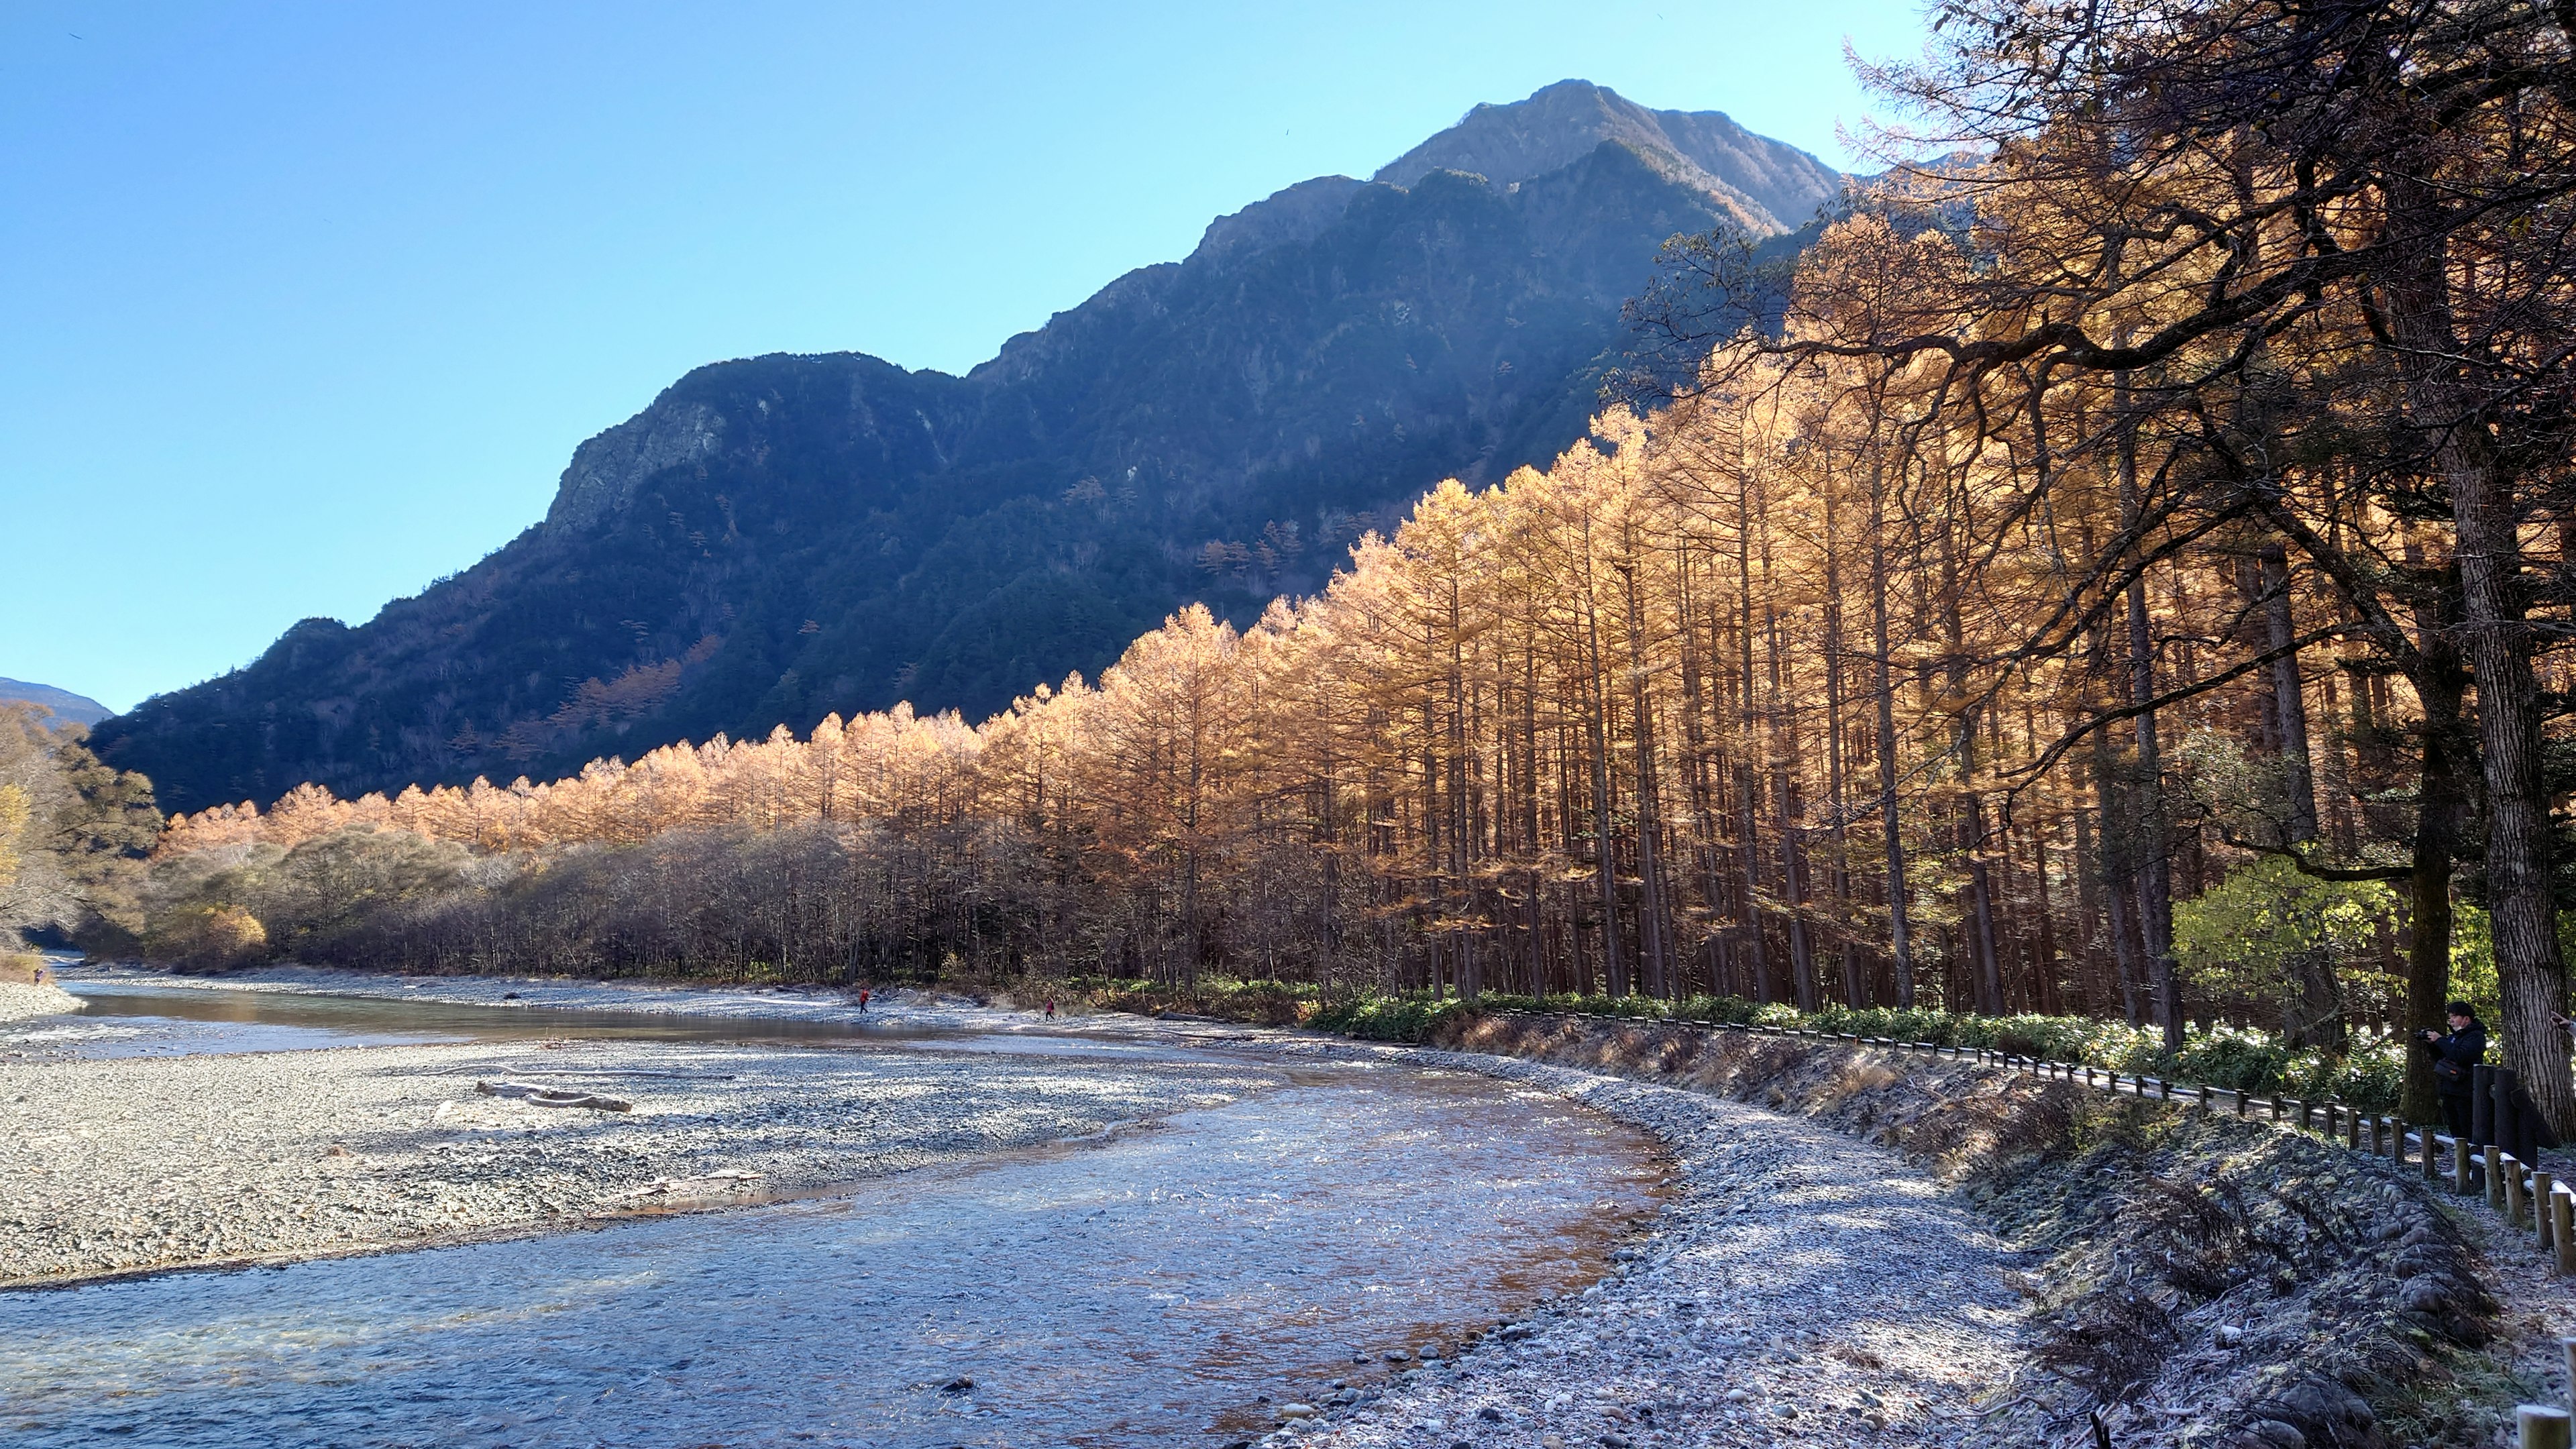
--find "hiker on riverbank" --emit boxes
[857,987,871,1013]
[2417,1002,2487,1138]
[1044,995,1057,1021]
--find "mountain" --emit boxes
[0,679,112,728]
[1373,78,1839,233]
[94,81,1843,814]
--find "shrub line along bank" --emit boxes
[1311,993,2576,1339]
[1172,986,2407,1109]
[1089,976,2557,1269]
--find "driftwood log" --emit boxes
[474,1080,633,1112]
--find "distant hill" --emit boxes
[94,80,1844,814]
[0,678,111,727]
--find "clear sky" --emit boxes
[1,1,1927,713]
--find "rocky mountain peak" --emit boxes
[1373,78,1843,234]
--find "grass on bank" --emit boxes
[1057,978,2407,1112]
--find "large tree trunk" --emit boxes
[1868,460,1915,1006]
[2402,570,2469,1124]
[2383,176,2575,1132]
[1821,472,1865,1008]
[1622,559,1678,999]
[1580,581,1627,998]
[2263,543,2345,1051]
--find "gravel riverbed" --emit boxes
[0,981,79,1022]
[0,1032,1276,1285]
[6,969,2039,1448]
[1254,1043,2034,1449]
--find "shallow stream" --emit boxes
[0,987,1664,1447]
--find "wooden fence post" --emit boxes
[2494,1150,2512,1213]
[2537,1171,2556,1248]
[2503,1153,2526,1226]
[2556,1199,2576,1277]
[2522,1405,2573,1449]
[2457,1136,2475,1195]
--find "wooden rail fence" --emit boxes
[1484,1010,2576,1446]
[1738,1020,2576,1446]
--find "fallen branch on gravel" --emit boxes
[474,1081,633,1112]
[435,1066,734,1079]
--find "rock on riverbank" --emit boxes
[0,1036,1274,1284]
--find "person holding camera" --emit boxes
[2416,1002,2487,1138]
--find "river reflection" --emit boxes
[0,1069,1663,1448]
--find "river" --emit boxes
[0,980,1663,1447]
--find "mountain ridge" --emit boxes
[0,679,111,729]
[94,81,1843,814]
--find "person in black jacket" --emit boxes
[2417,1002,2487,1138]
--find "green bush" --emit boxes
[1293,986,2406,1111]
[1305,994,1474,1042]
[1061,975,2410,1112]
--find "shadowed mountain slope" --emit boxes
[96,81,1841,813]
[0,680,111,728]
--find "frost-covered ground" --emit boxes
[1261,1044,2033,1449]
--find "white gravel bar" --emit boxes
[0,1030,1276,1285]
[50,959,1002,1028]
[0,981,79,1023]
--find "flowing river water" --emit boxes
[0,983,1665,1447]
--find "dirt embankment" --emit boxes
[1433,1012,2511,1449]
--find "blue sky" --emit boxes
[2,1,1926,712]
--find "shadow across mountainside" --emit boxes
[96,80,1841,813]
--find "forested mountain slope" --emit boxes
[96,80,1840,813]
